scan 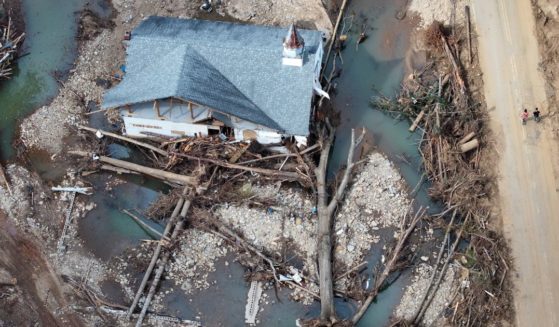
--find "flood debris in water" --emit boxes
[0,16,24,80]
[372,6,514,325]
[0,0,518,325]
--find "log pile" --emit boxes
[0,17,24,80]
[75,127,319,190]
[372,21,513,326]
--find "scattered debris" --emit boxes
[0,17,24,79]
[245,281,263,324]
[56,191,77,255]
[51,186,93,195]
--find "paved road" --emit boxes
[471,0,559,325]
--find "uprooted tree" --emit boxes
[314,122,364,324]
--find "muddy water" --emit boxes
[78,174,166,260]
[0,0,110,161]
[157,1,427,325]
[1,0,435,325]
[328,0,436,209]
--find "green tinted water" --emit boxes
[328,0,436,210]
[0,0,109,160]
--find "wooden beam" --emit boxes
[465,6,472,64]
[69,151,197,185]
[170,151,303,181]
[154,100,161,119]
[189,102,194,120]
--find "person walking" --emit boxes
[533,107,541,122]
[521,109,529,125]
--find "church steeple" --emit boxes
[282,24,305,67]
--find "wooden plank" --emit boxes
[69,151,197,186]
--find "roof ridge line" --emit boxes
[180,46,285,132]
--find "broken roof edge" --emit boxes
[104,95,288,134]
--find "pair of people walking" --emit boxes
[521,108,541,125]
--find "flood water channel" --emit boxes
[0,0,441,325]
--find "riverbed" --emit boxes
[0,0,439,325]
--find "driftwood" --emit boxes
[442,35,466,94]
[122,209,169,241]
[56,191,77,255]
[237,143,320,165]
[315,125,364,323]
[409,110,425,132]
[0,164,12,195]
[334,261,367,282]
[69,150,197,186]
[134,169,210,327]
[100,164,140,175]
[351,207,423,324]
[127,194,186,319]
[323,0,350,78]
[414,213,470,324]
[0,18,25,79]
[466,6,472,64]
[78,125,168,156]
[457,131,476,145]
[51,186,93,195]
[170,151,303,183]
[412,209,457,323]
[459,138,479,153]
[135,189,196,327]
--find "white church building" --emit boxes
[102,16,327,146]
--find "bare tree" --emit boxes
[315,124,364,323]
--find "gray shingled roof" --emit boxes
[102,16,323,136]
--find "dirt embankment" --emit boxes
[532,0,559,136]
[0,211,84,326]
[4,0,333,325]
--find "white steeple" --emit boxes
[282,24,304,67]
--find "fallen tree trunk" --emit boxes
[315,125,364,323]
[122,209,169,241]
[127,195,186,319]
[351,207,423,324]
[135,191,195,326]
[413,213,469,324]
[323,0,350,79]
[101,164,140,175]
[237,143,320,165]
[170,151,303,182]
[69,151,197,186]
[78,125,168,156]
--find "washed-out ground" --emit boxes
[0,0,473,325]
[4,0,334,325]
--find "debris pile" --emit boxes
[372,21,513,326]
[0,17,24,80]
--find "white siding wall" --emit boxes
[234,128,307,146]
[123,116,209,138]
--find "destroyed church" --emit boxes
[102,16,327,146]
